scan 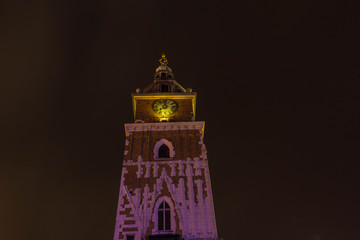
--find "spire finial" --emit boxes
[159,53,168,66]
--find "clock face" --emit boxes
[152,99,178,116]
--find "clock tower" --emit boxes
[113,54,218,240]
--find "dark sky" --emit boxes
[1,1,359,240]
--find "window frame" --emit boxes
[153,139,175,159]
[158,200,171,231]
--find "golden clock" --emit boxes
[152,99,178,116]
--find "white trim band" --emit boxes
[124,121,205,137]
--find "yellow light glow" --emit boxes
[152,99,178,116]
[159,53,168,65]
[159,117,169,122]
[132,93,197,121]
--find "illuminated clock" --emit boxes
[152,99,178,116]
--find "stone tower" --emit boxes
[113,54,218,240]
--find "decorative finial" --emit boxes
[159,53,168,65]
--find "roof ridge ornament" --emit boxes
[159,53,168,66]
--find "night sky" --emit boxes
[1,1,359,240]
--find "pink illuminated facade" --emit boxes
[113,55,218,240]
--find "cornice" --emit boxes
[132,92,196,98]
[124,121,205,138]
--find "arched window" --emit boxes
[161,84,169,92]
[158,201,171,231]
[154,139,174,159]
[158,144,170,158]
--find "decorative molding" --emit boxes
[125,121,205,137]
[153,138,175,159]
[151,196,176,234]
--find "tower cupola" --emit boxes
[142,54,186,93]
[154,54,175,80]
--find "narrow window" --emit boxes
[126,235,135,240]
[158,202,164,230]
[158,201,171,231]
[161,84,169,92]
[165,204,171,230]
[158,144,170,158]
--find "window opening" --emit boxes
[126,235,135,240]
[154,139,174,159]
[160,73,167,79]
[158,144,170,158]
[158,201,171,231]
[161,84,169,92]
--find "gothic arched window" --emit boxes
[158,144,170,158]
[154,139,174,159]
[158,201,171,231]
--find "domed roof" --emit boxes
[142,54,186,93]
[154,54,175,80]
